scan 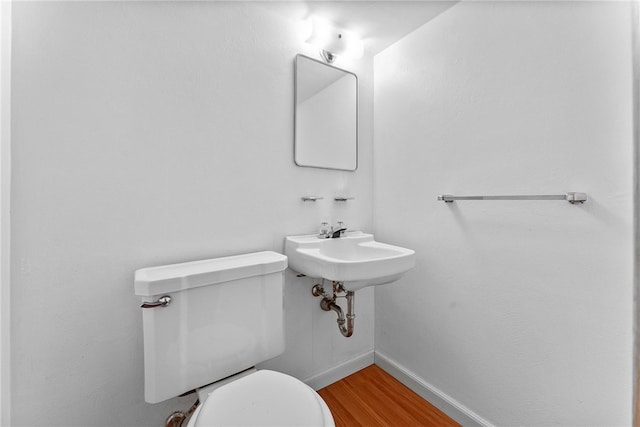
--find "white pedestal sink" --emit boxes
[284,231,415,291]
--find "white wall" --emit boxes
[10,2,374,425]
[0,1,11,425]
[374,1,634,425]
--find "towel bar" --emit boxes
[437,192,587,204]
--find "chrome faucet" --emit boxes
[318,221,347,239]
[331,227,347,238]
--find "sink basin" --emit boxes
[284,231,415,291]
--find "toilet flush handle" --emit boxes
[141,295,172,309]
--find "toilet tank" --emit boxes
[134,251,287,404]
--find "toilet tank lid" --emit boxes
[134,251,287,296]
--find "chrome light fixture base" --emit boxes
[320,49,336,63]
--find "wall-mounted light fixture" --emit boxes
[304,17,363,63]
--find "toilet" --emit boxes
[134,251,334,426]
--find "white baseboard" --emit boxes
[304,350,375,391]
[374,351,494,427]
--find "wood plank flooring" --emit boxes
[318,365,459,427]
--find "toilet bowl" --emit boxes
[134,251,335,426]
[186,370,334,427]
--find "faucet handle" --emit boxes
[319,222,331,237]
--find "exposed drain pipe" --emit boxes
[312,281,355,337]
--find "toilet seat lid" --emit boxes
[195,370,329,427]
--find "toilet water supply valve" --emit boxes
[165,398,199,427]
[312,281,355,338]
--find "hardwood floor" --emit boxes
[318,365,459,427]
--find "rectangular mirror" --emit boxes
[294,54,358,171]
